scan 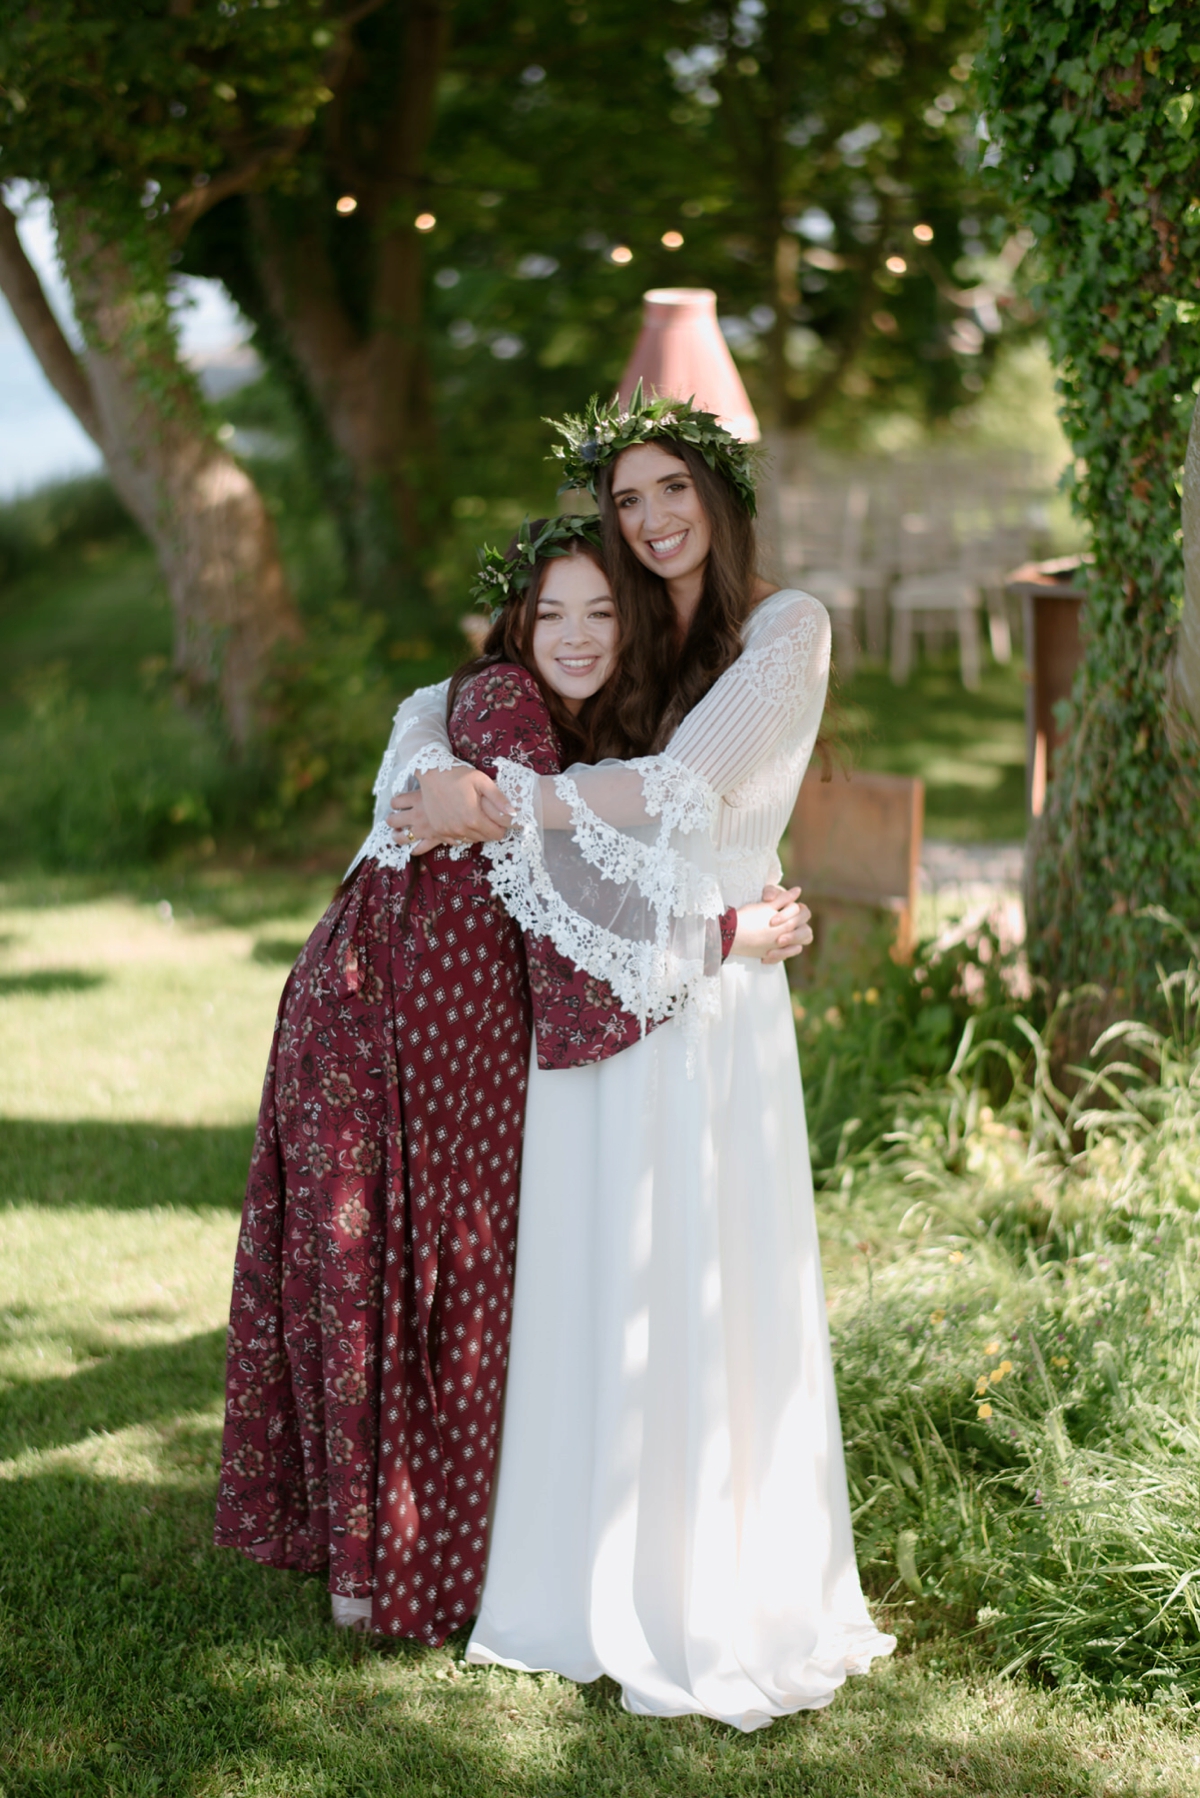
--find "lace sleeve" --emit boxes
[663,591,830,794]
[345,680,462,876]
[481,592,829,1029]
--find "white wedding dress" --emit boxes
[376,590,894,1730]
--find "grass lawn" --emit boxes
[4,878,1200,1797]
[839,653,1028,844]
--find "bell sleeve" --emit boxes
[345,679,466,877]
[483,592,830,1029]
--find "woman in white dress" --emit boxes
[388,391,895,1730]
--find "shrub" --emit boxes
[832,934,1200,1700]
[798,912,1038,1173]
[0,662,236,868]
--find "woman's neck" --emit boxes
[666,568,705,641]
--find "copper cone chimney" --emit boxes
[618,287,760,443]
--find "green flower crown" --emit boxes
[469,512,603,616]
[548,378,758,518]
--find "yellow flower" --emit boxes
[984,1340,1002,1356]
[977,1402,993,1420]
[975,1375,990,1396]
[998,1359,1013,1374]
[852,990,862,1003]
[865,987,879,1004]
[989,1366,1006,1385]
[1051,1355,1070,1369]
[948,1250,964,1264]
[930,1309,945,1325]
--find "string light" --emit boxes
[661,230,684,250]
[336,195,357,215]
[885,254,908,274]
[610,244,633,264]
[912,223,934,243]
[415,212,437,231]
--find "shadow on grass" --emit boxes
[0,1327,227,1462]
[0,969,107,997]
[0,1458,1109,1798]
[252,935,311,966]
[0,1118,254,1213]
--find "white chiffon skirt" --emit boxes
[465,958,895,1731]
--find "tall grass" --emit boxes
[832,920,1200,1702]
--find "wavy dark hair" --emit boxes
[596,439,839,775]
[447,524,635,763]
[596,438,759,752]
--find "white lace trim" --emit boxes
[485,760,725,1031]
[348,737,470,878]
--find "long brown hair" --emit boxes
[596,439,759,751]
[447,526,634,763]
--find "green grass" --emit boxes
[5,883,1200,1795]
[840,652,1028,843]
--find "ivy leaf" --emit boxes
[1126,130,1147,163]
[1049,145,1077,186]
[1050,108,1077,145]
[1164,91,1198,138]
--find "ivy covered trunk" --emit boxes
[58,209,301,748]
[981,0,1200,1007]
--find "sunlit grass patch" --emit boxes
[4,887,1200,1794]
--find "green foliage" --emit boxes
[833,945,1200,1700]
[978,0,1200,1005]
[184,0,1011,576]
[0,474,134,585]
[798,917,1037,1174]
[0,660,236,867]
[0,0,333,237]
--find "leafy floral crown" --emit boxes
[548,378,758,518]
[469,512,604,615]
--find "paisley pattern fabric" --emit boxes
[214,665,674,1643]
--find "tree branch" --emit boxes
[0,196,102,445]
[168,134,308,244]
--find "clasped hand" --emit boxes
[387,766,511,855]
[388,773,812,964]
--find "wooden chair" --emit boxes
[784,768,925,968]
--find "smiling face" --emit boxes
[530,551,619,714]
[609,441,713,595]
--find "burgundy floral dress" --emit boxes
[215,666,731,1645]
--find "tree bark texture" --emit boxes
[0,196,301,748]
[247,1,452,602]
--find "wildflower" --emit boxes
[974,1375,989,1396]
[824,1005,842,1027]
[989,1363,1009,1385]
[865,987,879,1004]
[976,1402,993,1419]
[1051,1354,1069,1369]
[948,1250,964,1264]
[930,1309,945,1325]
[791,997,806,1022]
[984,1340,1002,1356]
[852,990,862,1003]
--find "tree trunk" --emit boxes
[1174,396,1200,754]
[55,205,302,747]
[246,1,452,611]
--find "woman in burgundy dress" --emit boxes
[214,517,803,1643]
